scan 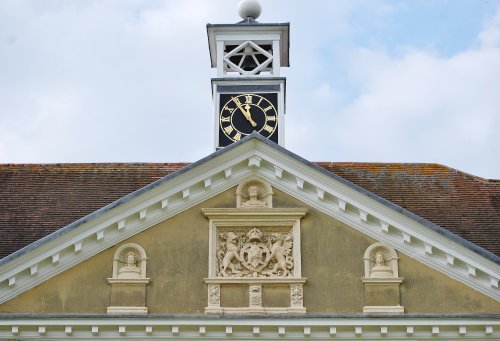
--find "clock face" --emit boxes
[219,93,278,146]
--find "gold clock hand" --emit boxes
[243,104,257,127]
[232,97,257,127]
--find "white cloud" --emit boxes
[479,5,500,47]
[288,5,500,179]
[0,0,226,162]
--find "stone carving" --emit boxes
[290,284,303,307]
[370,251,393,278]
[111,243,148,280]
[207,284,221,306]
[269,233,293,275]
[362,243,404,314]
[363,242,399,279]
[203,204,308,315]
[107,243,149,315]
[236,178,273,208]
[221,232,243,274]
[249,285,262,307]
[118,252,141,279]
[241,185,267,208]
[217,228,293,277]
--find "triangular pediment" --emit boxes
[0,133,499,304]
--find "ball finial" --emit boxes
[238,0,262,20]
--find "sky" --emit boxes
[0,0,499,179]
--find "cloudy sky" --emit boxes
[1,0,499,179]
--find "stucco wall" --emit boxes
[1,187,498,314]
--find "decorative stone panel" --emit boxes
[216,227,294,278]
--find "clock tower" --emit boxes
[207,0,289,149]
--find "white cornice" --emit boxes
[0,316,498,339]
[0,138,498,304]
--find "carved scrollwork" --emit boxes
[217,228,294,278]
[208,284,221,306]
[290,284,303,307]
[249,285,262,307]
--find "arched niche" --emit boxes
[111,243,148,280]
[236,177,273,208]
[363,242,399,278]
[362,242,404,314]
[107,243,149,315]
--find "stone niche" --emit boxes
[107,243,150,314]
[203,177,308,314]
[362,242,404,314]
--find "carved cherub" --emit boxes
[266,233,293,276]
[220,232,242,276]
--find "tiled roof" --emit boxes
[317,162,500,257]
[0,162,498,259]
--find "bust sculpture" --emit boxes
[241,185,267,208]
[235,178,273,208]
[370,251,393,278]
[118,252,141,279]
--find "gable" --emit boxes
[1,187,498,315]
[0,135,498,307]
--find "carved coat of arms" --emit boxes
[217,228,294,277]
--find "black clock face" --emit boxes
[219,93,278,147]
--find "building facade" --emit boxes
[0,1,499,339]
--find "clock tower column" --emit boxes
[207,0,290,149]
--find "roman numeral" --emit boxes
[263,105,273,112]
[232,97,242,106]
[233,132,242,141]
[245,95,253,104]
[224,125,234,134]
[263,124,274,133]
[257,97,264,105]
[221,116,230,122]
[267,115,276,122]
[224,107,235,113]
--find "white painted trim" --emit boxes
[363,305,405,314]
[0,317,498,339]
[206,307,307,315]
[0,138,498,304]
[106,307,148,315]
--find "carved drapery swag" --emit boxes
[217,227,294,278]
